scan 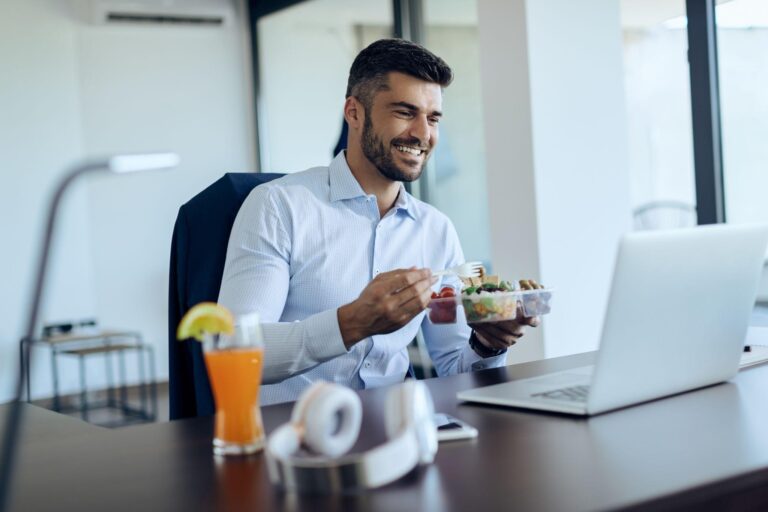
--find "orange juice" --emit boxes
[204,347,264,450]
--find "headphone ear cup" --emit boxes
[291,381,329,426]
[298,384,362,457]
[385,381,437,464]
[411,381,437,463]
[385,381,414,438]
[267,423,302,457]
[410,381,435,424]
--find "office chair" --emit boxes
[168,172,284,420]
[633,200,697,231]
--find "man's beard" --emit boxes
[361,114,428,183]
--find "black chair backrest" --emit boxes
[168,172,284,420]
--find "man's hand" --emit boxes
[471,279,543,354]
[338,268,436,349]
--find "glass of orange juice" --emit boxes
[203,312,265,456]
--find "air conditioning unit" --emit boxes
[90,0,234,27]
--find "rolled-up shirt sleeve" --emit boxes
[218,185,347,384]
[420,221,507,375]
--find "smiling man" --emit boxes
[218,39,538,405]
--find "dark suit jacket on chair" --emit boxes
[168,172,284,420]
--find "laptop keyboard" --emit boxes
[532,385,590,403]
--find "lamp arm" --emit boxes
[22,162,106,349]
[0,160,108,512]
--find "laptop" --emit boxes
[457,224,768,416]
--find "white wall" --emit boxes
[0,0,95,401]
[478,0,632,360]
[258,17,353,173]
[257,1,390,173]
[0,0,255,402]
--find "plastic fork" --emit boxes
[433,261,483,278]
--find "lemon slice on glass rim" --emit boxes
[177,302,235,342]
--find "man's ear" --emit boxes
[344,96,364,130]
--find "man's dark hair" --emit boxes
[346,38,453,111]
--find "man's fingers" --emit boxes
[374,268,433,293]
[370,270,435,324]
[475,322,524,340]
[394,269,433,293]
[474,330,513,351]
[523,316,541,327]
[382,289,432,327]
[471,317,536,350]
[397,276,437,310]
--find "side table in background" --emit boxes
[22,330,157,427]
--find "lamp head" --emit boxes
[107,153,180,174]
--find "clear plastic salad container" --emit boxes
[461,288,553,323]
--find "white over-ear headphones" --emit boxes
[265,380,438,493]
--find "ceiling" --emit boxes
[121,0,765,30]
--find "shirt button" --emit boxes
[365,362,372,368]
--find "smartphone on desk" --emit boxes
[434,413,478,442]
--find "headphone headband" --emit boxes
[265,381,437,493]
[266,428,421,492]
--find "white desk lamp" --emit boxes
[0,153,179,512]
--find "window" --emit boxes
[716,0,768,224]
[423,0,492,268]
[621,0,697,230]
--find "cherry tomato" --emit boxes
[428,297,457,323]
[439,288,456,298]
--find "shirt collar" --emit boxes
[329,152,366,202]
[392,183,417,220]
[329,152,418,220]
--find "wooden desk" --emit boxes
[9,352,768,511]
[0,403,103,447]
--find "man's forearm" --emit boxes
[260,309,347,384]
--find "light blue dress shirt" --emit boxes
[218,152,507,405]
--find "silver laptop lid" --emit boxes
[587,224,768,414]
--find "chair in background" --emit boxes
[633,200,697,231]
[168,172,283,420]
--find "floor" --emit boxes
[32,381,170,428]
